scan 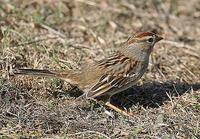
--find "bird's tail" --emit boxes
[11,68,80,85]
[12,68,57,77]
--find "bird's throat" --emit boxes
[119,47,150,62]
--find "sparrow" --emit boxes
[12,32,163,116]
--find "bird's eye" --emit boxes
[147,37,154,43]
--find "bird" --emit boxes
[11,31,163,116]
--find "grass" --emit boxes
[0,0,200,138]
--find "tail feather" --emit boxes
[11,68,80,85]
[12,68,56,77]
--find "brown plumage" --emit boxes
[12,32,163,116]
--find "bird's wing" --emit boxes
[87,52,139,98]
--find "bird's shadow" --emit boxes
[109,81,200,109]
[66,81,200,110]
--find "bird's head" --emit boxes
[120,32,163,60]
[127,32,163,52]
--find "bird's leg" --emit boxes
[105,98,134,117]
[77,94,134,116]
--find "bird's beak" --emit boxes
[155,35,163,43]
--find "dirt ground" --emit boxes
[0,0,200,138]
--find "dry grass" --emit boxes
[0,0,200,138]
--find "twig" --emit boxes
[75,0,121,13]
[15,36,58,47]
[75,0,97,7]
[67,130,111,139]
[68,43,91,49]
[39,24,66,38]
[161,40,200,58]
[160,40,196,51]
[165,92,175,110]
[38,24,93,51]
[182,63,199,79]
[183,49,200,58]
